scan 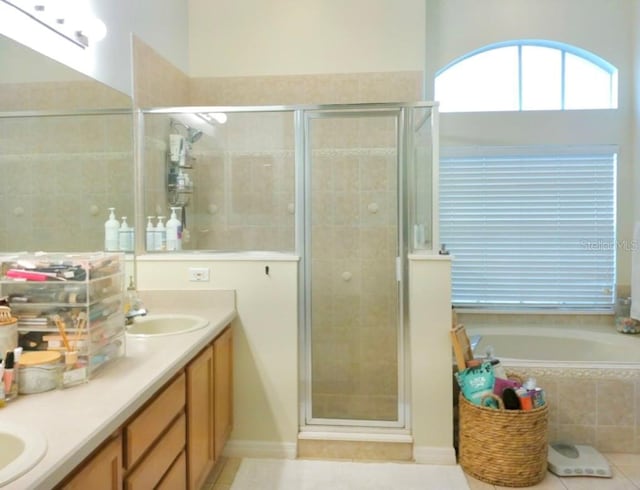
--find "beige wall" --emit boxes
[136,256,299,456]
[409,256,454,463]
[635,0,640,223]
[188,0,425,77]
[134,254,457,461]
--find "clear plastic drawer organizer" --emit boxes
[0,252,125,389]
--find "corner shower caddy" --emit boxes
[167,119,198,207]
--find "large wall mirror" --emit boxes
[0,34,134,253]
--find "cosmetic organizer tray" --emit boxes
[0,252,126,388]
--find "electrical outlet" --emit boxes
[189,267,210,282]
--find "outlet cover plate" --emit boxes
[189,267,210,282]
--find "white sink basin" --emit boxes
[0,421,47,486]
[126,314,209,337]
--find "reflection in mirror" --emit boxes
[143,109,295,252]
[0,35,134,253]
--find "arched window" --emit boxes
[435,40,618,112]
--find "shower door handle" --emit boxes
[396,257,402,282]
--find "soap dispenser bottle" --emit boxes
[155,216,166,251]
[166,207,182,251]
[146,216,156,251]
[104,208,119,251]
[118,217,133,252]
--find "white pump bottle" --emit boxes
[166,207,182,251]
[104,208,119,251]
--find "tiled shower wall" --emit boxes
[0,49,133,253]
[309,117,400,421]
[0,113,133,252]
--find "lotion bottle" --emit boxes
[166,207,182,251]
[146,216,156,251]
[155,216,166,251]
[104,208,119,251]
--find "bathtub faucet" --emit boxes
[469,334,482,353]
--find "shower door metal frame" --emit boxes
[299,105,409,429]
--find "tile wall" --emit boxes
[508,366,640,454]
[0,47,134,253]
[0,112,133,252]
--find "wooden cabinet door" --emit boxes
[63,433,122,490]
[214,327,233,459]
[186,344,215,490]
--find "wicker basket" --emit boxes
[458,393,549,487]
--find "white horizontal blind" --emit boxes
[440,146,616,310]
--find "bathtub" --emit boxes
[463,325,640,453]
[468,325,640,368]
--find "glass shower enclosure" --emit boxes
[301,103,437,428]
[140,102,438,429]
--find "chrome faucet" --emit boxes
[124,277,147,325]
[125,307,148,325]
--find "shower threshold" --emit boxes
[297,427,413,461]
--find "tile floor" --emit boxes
[206,453,640,490]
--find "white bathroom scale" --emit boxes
[548,443,612,478]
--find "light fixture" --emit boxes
[196,112,228,125]
[1,0,107,48]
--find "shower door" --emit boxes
[303,107,405,427]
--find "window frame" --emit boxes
[435,39,618,112]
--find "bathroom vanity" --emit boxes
[1,300,236,490]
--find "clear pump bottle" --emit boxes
[155,216,166,251]
[146,216,156,251]
[118,217,133,252]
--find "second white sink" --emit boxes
[126,314,209,337]
[0,421,47,486]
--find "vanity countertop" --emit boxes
[2,295,236,490]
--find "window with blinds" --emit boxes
[439,146,616,310]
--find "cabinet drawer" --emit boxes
[157,450,187,490]
[126,372,185,468]
[125,412,186,490]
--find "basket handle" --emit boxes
[480,392,505,410]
